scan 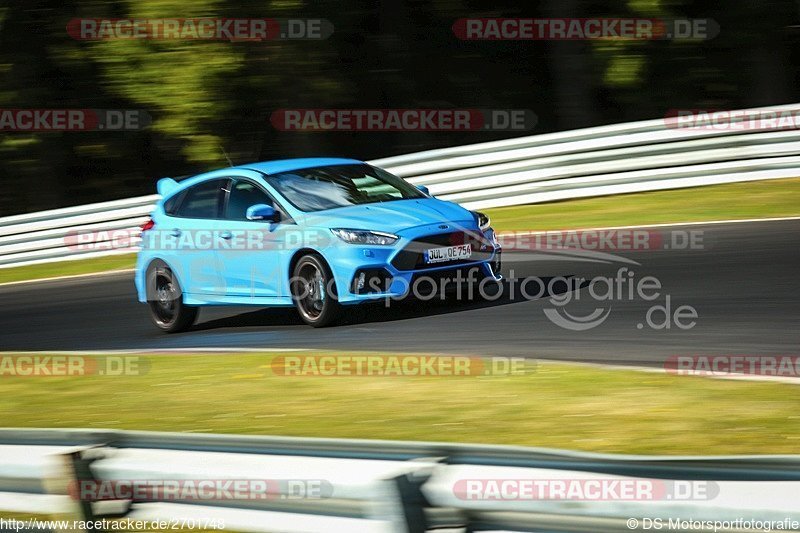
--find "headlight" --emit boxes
[331,228,399,245]
[473,211,491,231]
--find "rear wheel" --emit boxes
[146,261,197,333]
[291,254,341,327]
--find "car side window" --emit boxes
[174,179,227,219]
[225,179,275,221]
[163,190,186,216]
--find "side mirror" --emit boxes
[416,185,431,196]
[246,204,279,222]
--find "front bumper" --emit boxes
[330,225,502,304]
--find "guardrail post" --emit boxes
[65,449,101,525]
[388,468,434,533]
[60,447,131,532]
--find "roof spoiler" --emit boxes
[157,178,179,196]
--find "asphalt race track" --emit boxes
[1,219,798,368]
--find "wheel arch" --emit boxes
[143,256,189,303]
[287,248,339,297]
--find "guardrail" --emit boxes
[1,429,798,532]
[2,104,800,269]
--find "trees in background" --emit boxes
[0,0,797,214]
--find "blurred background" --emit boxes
[0,0,799,216]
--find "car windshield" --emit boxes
[266,164,425,212]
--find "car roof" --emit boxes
[233,157,365,175]
[161,158,369,198]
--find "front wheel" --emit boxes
[146,261,198,333]
[291,254,341,327]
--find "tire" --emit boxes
[146,260,198,333]
[291,253,342,327]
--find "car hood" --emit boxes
[299,198,477,234]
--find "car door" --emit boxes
[215,176,290,299]
[167,178,228,296]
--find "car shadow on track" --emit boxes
[190,275,579,331]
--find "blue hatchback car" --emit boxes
[135,158,502,331]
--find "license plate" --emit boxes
[424,244,472,264]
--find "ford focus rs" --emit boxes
[134,158,502,331]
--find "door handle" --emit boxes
[220,231,232,240]
[170,228,181,237]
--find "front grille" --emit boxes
[390,231,493,271]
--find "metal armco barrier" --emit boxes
[0,429,799,532]
[2,103,800,269]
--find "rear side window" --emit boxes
[174,179,227,219]
[163,190,186,215]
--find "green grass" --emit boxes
[0,253,136,284]
[1,352,798,455]
[485,177,800,231]
[2,178,799,284]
